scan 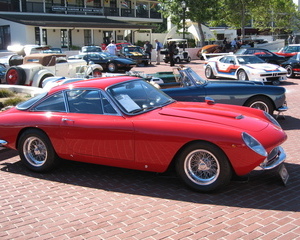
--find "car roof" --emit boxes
[48,76,141,94]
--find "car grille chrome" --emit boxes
[260,146,286,170]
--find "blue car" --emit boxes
[147,67,287,116]
[68,52,136,73]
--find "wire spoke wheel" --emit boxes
[185,149,220,185]
[23,136,48,167]
[176,142,232,192]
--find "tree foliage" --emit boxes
[158,0,219,46]
[158,0,299,45]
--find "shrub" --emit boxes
[0,89,15,98]
[3,96,25,107]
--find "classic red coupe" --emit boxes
[0,76,288,192]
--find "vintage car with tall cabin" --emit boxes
[4,54,103,87]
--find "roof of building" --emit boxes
[0,12,154,29]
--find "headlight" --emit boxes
[264,111,281,128]
[242,132,267,157]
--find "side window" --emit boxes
[66,89,118,115]
[33,92,66,112]
[67,90,103,114]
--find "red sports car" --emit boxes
[0,76,288,192]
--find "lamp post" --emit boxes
[181,1,186,51]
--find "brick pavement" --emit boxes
[1,60,300,239]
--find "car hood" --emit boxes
[114,58,136,64]
[244,63,283,71]
[126,52,143,56]
[158,102,268,132]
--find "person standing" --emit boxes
[155,39,163,65]
[105,40,117,55]
[230,38,237,51]
[168,41,176,67]
[144,41,153,64]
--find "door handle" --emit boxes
[62,118,74,122]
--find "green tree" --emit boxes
[252,0,297,37]
[159,0,219,46]
[210,0,297,39]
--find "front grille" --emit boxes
[264,147,280,168]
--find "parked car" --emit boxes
[0,76,287,192]
[119,45,150,66]
[116,42,131,51]
[196,44,223,60]
[161,39,191,63]
[141,67,287,116]
[204,54,287,85]
[4,54,103,87]
[68,52,136,73]
[80,45,103,53]
[42,48,63,54]
[280,52,300,78]
[235,48,287,65]
[274,44,300,57]
[0,63,6,83]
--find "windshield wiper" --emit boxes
[129,106,158,114]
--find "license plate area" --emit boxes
[278,164,289,186]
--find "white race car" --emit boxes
[204,54,287,85]
[4,53,103,87]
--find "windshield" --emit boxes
[125,47,143,53]
[98,52,117,59]
[185,68,207,85]
[236,55,265,64]
[107,79,174,115]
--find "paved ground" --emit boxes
[1,60,300,239]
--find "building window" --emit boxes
[61,29,68,48]
[84,29,92,45]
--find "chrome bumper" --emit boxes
[259,146,286,170]
[0,140,8,146]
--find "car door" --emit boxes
[61,89,135,162]
[55,61,70,77]
[216,56,238,78]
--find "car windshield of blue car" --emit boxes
[236,56,265,64]
[107,79,175,115]
[183,68,207,86]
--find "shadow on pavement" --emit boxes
[1,152,299,212]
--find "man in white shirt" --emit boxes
[105,40,117,55]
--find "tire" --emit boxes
[5,66,26,85]
[205,65,216,79]
[144,61,149,66]
[38,74,53,88]
[91,69,102,77]
[18,129,59,172]
[186,56,191,63]
[175,57,180,64]
[237,69,248,81]
[285,65,295,78]
[176,142,232,192]
[107,62,118,73]
[244,96,274,115]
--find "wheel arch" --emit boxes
[16,127,49,150]
[166,139,234,174]
[31,69,54,87]
[243,94,275,109]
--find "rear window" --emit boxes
[16,92,48,110]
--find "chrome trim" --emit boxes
[259,146,286,170]
[277,105,288,112]
[0,140,8,146]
